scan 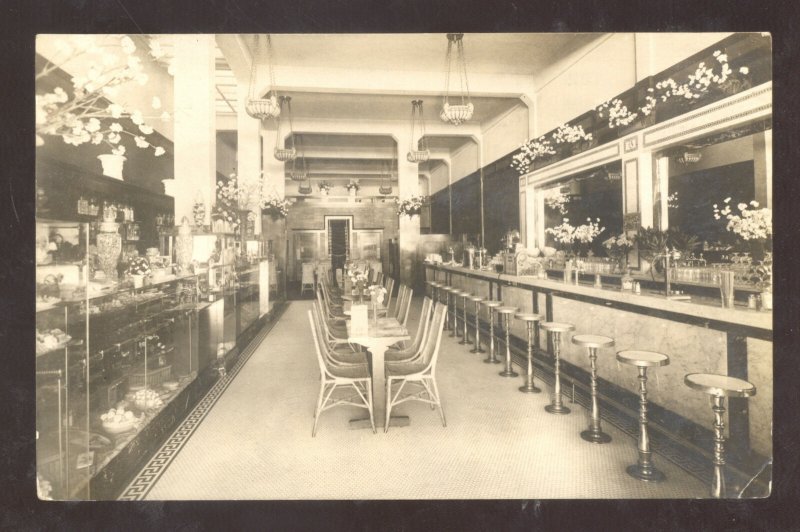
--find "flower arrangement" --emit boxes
[396,195,428,217]
[211,205,240,231]
[603,233,635,267]
[543,187,570,215]
[553,124,593,144]
[127,256,151,277]
[36,35,168,156]
[261,195,292,219]
[667,191,679,209]
[368,284,387,305]
[511,136,556,174]
[512,50,752,176]
[713,198,772,241]
[345,179,360,192]
[546,218,605,257]
[317,181,332,193]
[596,98,639,129]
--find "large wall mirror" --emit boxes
[539,160,623,257]
[656,119,771,263]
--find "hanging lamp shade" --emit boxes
[406,99,430,163]
[378,159,394,195]
[289,133,308,181]
[274,96,297,162]
[440,33,474,126]
[298,175,313,195]
[245,35,281,122]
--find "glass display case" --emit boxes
[36,220,208,499]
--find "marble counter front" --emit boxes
[425,263,772,461]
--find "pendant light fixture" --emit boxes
[245,34,281,122]
[274,96,297,162]
[407,99,430,163]
[289,133,308,181]
[440,33,474,126]
[378,158,394,195]
[298,173,313,195]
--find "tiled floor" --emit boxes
[125,299,710,500]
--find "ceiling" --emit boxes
[214,33,604,194]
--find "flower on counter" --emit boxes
[36,35,167,156]
[211,205,240,231]
[317,181,333,193]
[573,218,605,243]
[368,284,387,305]
[127,256,151,276]
[396,195,428,217]
[603,233,634,264]
[345,179,360,192]
[713,198,772,241]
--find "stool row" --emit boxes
[427,280,757,498]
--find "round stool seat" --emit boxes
[496,306,518,315]
[617,350,670,368]
[453,290,468,297]
[572,334,614,349]
[443,286,455,292]
[428,281,441,287]
[684,373,756,398]
[469,295,484,303]
[540,321,575,333]
[515,313,541,322]
[483,300,503,308]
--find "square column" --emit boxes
[396,138,421,286]
[237,84,265,234]
[172,35,216,225]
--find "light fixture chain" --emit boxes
[458,38,471,105]
[266,34,276,95]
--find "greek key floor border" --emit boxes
[118,303,289,501]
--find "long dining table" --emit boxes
[346,316,410,430]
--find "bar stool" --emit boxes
[516,313,542,393]
[540,321,575,415]
[427,281,440,302]
[572,334,615,443]
[616,350,670,482]
[684,373,757,498]
[496,306,519,377]
[482,300,503,364]
[442,286,455,335]
[468,295,486,354]
[457,291,472,345]
[451,289,466,338]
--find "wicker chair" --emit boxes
[307,311,374,436]
[385,296,433,363]
[384,303,448,432]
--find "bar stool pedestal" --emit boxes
[541,322,575,415]
[572,334,615,443]
[453,290,468,339]
[482,300,503,364]
[469,295,486,354]
[617,350,670,482]
[496,307,519,377]
[443,287,455,335]
[516,313,542,393]
[459,291,471,345]
[685,373,756,498]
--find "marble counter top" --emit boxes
[426,263,772,333]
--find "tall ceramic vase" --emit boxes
[97,154,126,180]
[175,217,194,273]
[96,223,122,282]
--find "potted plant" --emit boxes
[318,181,332,196]
[127,256,151,288]
[396,195,428,217]
[261,195,292,220]
[345,179,360,197]
[603,233,635,272]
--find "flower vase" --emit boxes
[175,217,194,272]
[372,300,379,328]
[97,154,126,180]
[96,224,121,282]
[761,286,772,311]
[349,188,356,198]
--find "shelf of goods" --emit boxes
[36,272,204,500]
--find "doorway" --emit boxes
[325,215,352,286]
